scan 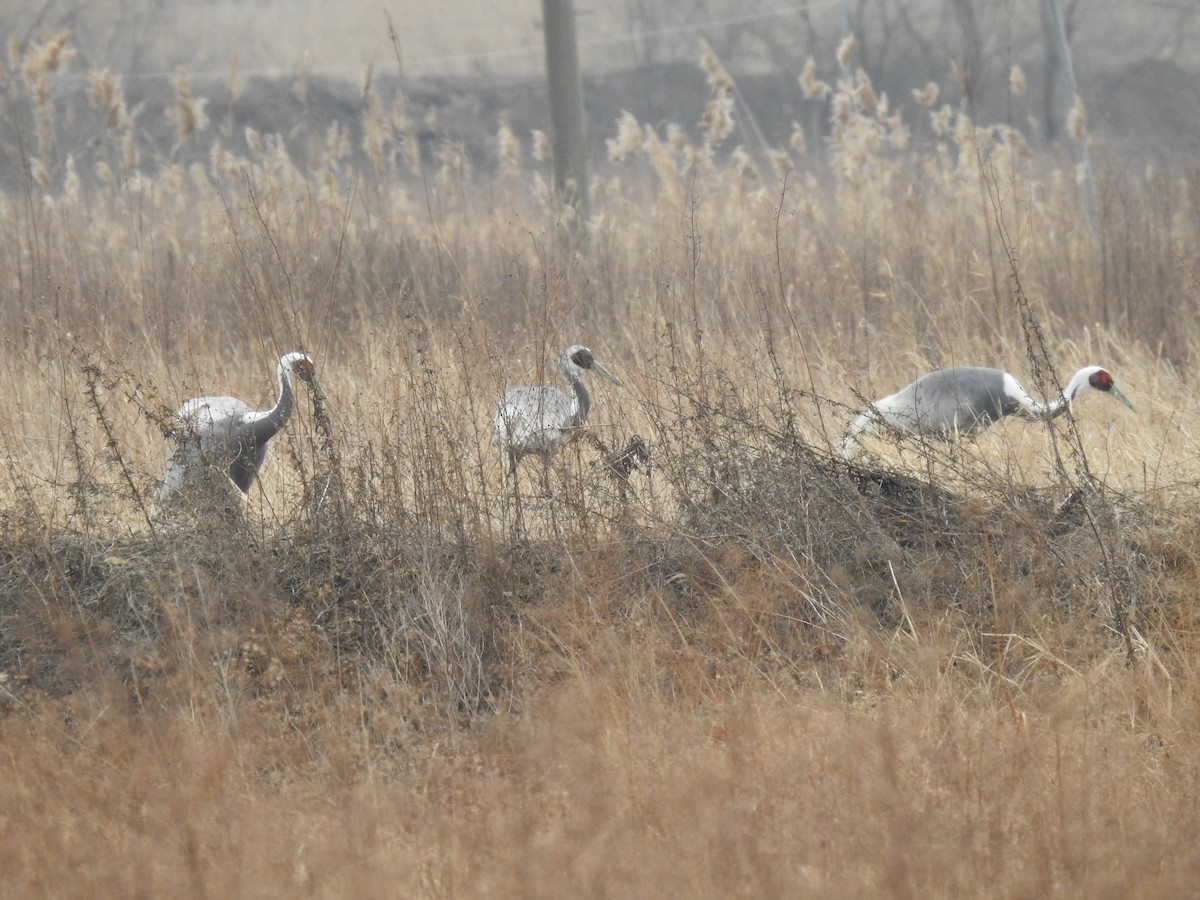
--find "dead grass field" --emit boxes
[2,30,1200,897]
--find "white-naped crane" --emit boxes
[841,364,1134,458]
[158,351,329,500]
[492,344,622,474]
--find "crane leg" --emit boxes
[504,449,526,531]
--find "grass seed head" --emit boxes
[363,94,387,174]
[699,39,735,95]
[497,119,522,178]
[293,55,309,105]
[1068,95,1088,141]
[121,130,139,169]
[532,128,550,163]
[362,60,374,101]
[833,92,853,126]
[666,123,689,154]
[225,55,243,103]
[731,146,758,182]
[701,93,735,153]
[789,122,807,156]
[836,34,855,69]
[913,82,939,106]
[607,111,644,163]
[953,111,976,157]
[1010,64,1027,96]
[21,31,75,88]
[853,70,878,113]
[393,95,422,174]
[245,126,263,157]
[88,69,129,129]
[325,121,351,166]
[767,148,793,174]
[1004,126,1031,160]
[931,104,953,136]
[800,58,831,101]
[169,66,208,143]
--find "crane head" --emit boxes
[566,345,622,385]
[282,352,317,384]
[1079,366,1135,411]
[281,351,329,407]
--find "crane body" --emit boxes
[842,365,1133,457]
[492,344,621,472]
[158,351,327,499]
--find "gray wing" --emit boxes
[492,386,575,455]
[910,367,1022,434]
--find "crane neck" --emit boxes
[559,354,591,427]
[272,359,300,425]
[249,359,298,444]
[1029,369,1089,420]
[1030,394,1070,420]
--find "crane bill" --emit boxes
[593,359,622,386]
[309,378,330,408]
[1111,385,1135,411]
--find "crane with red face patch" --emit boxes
[158,351,329,500]
[842,364,1134,458]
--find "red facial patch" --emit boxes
[294,359,315,381]
[1089,369,1113,391]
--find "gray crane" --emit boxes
[492,344,622,473]
[842,364,1134,457]
[157,351,329,499]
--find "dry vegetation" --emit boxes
[4,29,1200,897]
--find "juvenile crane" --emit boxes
[158,351,328,500]
[841,364,1134,458]
[492,344,622,473]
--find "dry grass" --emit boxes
[2,34,1200,896]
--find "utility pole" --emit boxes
[541,0,590,234]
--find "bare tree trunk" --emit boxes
[1043,0,1097,229]
[1040,0,1060,139]
[950,0,981,116]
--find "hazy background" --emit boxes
[5,0,1200,185]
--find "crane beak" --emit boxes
[1111,385,1135,411]
[309,377,330,409]
[592,359,622,386]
